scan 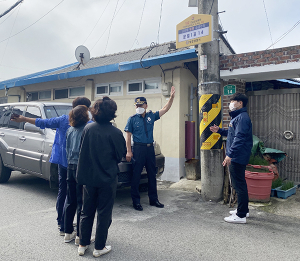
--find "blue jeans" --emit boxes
[229,161,249,218]
[56,165,67,230]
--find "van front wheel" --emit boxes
[0,155,11,183]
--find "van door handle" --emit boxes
[19,136,26,142]
[0,133,4,137]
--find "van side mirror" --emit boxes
[24,122,44,134]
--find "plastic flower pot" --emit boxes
[276,185,297,199]
[245,164,274,202]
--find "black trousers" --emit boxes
[79,180,117,250]
[57,165,67,230]
[131,144,157,205]
[229,161,249,218]
[64,164,83,236]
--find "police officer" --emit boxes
[124,86,175,211]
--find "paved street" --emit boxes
[0,171,300,261]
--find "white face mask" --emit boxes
[229,102,237,111]
[136,107,145,114]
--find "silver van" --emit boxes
[0,102,165,189]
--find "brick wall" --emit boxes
[222,80,246,129]
[220,45,300,71]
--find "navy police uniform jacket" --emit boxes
[124,111,160,143]
[218,107,253,165]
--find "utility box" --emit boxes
[162,82,172,96]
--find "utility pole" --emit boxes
[198,0,224,201]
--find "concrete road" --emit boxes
[0,171,299,261]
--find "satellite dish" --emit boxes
[75,45,90,66]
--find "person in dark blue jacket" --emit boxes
[12,97,91,233]
[210,93,252,224]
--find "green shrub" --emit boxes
[272,178,283,189]
[280,181,295,191]
[248,155,269,166]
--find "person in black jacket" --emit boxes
[210,93,253,224]
[76,97,126,257]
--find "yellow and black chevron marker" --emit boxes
[199,94,222,150]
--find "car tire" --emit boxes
[139,183,148,192]
[0,155,12,183]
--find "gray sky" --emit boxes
[0,0,300,81]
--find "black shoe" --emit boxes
[133,203,143,211]
[149,200,164,208]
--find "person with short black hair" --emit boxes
[210,93,253,224]
[64,105,90,245]
[76,97,126,257]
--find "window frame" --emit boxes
[54,87,85,100]
[27,90,51,101]
[69,86,85,98]
[127,77,161,94]
[95,82,123,97]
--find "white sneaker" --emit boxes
[64,231,77,243]
[224,213,246,224]
[93,246,111,257]
[75,236,80,246]
[229,209,249,218]
[59,231,65,236]
[78,245,88,256]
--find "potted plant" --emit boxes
[276,181,298,199]
[271,177,283,197]
[245,155,274,202]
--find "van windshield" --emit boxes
[44,105,72,119]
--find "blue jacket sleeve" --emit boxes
[35,116,63,129]
[227,117,251,159]
[217,128,228,137]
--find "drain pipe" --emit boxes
[189,83,194,121]
[5,86,21,102]
[185,83,196,160]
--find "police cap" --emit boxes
[134,97,147,105]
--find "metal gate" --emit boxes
[248,89,300,182]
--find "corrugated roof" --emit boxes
[45,41,191,76]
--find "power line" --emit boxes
[218,15,228,43]
[0,4,21,68]
[0,0,23,19]
[262,0,274,48]
[0,0,66,44]
[209,0,215,14]
[130,0,147,50]
[156,0,163,45]
[0,2,18,26]
[266,19,300,50]
[103,0,120,54]
[90,0,127,52]
[83,0,110,45]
